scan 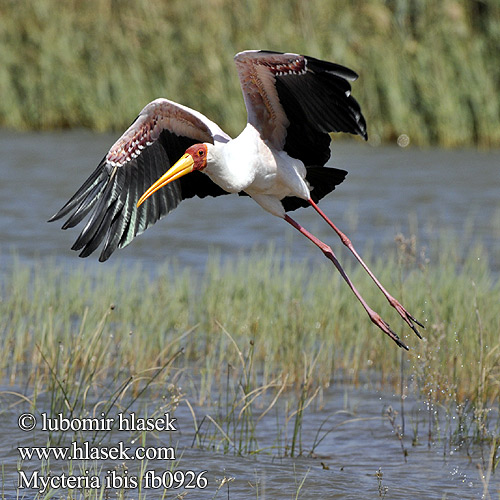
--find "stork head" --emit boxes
[137,143,209,207]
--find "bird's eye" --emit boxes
[198,149,204,157]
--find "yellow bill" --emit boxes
[137,153,194,207]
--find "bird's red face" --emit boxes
[137,143,207,207]
[185,143,208,171]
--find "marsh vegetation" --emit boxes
[1,0,500,147]
[2,230,499,435]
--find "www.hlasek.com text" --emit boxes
[18,440,176,461]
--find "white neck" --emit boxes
[204,125,264,193]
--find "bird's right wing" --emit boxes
[49,98,231,262]
[234,50,367,167]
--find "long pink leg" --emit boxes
[284,214,408,349]
[308,199,423,338]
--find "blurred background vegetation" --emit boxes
[1,0,499,147]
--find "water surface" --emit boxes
[0,382,489,499]
[1,130,498,272]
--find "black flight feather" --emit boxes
[49,129,230,261]
[272,52,367,168]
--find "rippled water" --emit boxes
[1,131,499,498]
[1,130,498,272]
[1,382,490,499]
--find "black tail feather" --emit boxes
[281,167,347,212]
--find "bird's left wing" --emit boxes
[234,50,367,167]
[49,98,231,261]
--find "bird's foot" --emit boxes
[368,310,408,350]
[387,297,424,339]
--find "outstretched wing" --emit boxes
[49,98,231,261]
[234,50,367,167]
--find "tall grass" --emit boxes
[1,232,499,411]
[1,0,499,146]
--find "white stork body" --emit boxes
[50,50,423,348]
[205,123,309,217]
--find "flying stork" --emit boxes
[50,50,423,348]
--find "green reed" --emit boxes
[1,230,498,414]
[1,0,499,147]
